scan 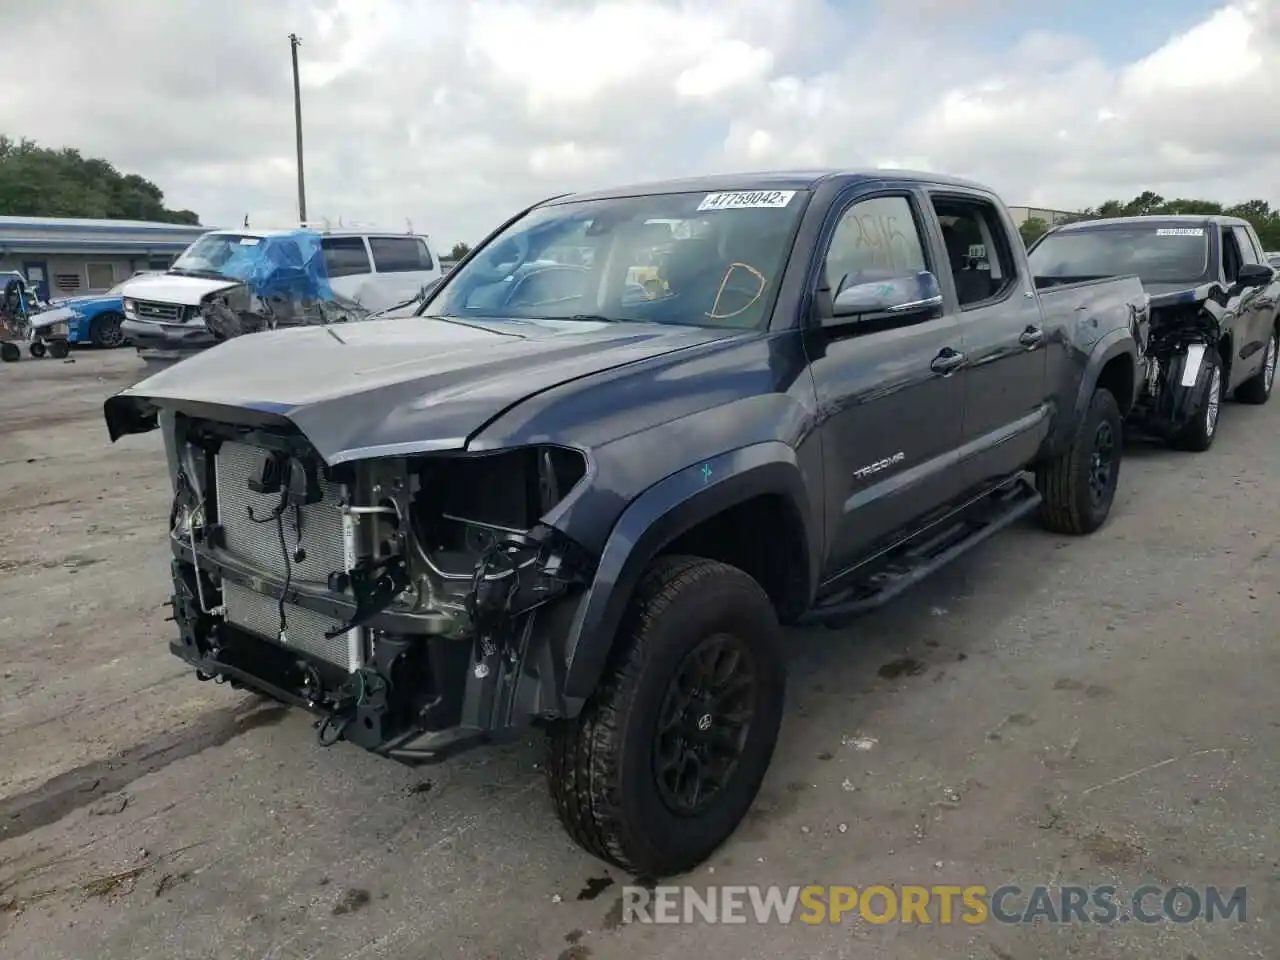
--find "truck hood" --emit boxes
[47,294,119,311]
[1144,281,1220,309]
[104,314,728,465]
[121,273,243,306]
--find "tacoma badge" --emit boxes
[852,451,905,480]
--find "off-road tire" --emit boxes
[1235,328,1277,405]
[28,340,46,358]
[48,339,70,360]
[1036,386,1123,536]
[90,312,126,348]
[0,342,19,362]
[1171,347,1223,452]
[545,555,786,878]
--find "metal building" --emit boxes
[1006,206,1079,228]
[0,216,213,301]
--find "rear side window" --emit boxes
[368,236,434,273]
[321,236,371,278]
[931,195,1018,308]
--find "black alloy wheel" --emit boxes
[1087,419,1116,509]
[653,632,758,816]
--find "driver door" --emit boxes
[805,188,969,578]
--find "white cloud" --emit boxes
[0,0,1277,248]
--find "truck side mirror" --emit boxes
[828,270,944,323]
[1236,262,1275,289]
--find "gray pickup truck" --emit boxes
[104,169,1147,877]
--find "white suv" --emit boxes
[316,232,442,310]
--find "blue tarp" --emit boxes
[174,229,336,304]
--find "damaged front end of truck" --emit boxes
[1128,285,1229,440]
[105,397,598,763]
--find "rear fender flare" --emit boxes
[1074,329,1138,419]
[560,441,814,702]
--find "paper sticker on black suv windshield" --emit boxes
[697,190,796,212]
[1155,228,1204,236]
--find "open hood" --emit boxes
[121,272,243,306]
[104,315,726,464]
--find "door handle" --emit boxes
[930,347,966,375]
[1019,325,1045,347]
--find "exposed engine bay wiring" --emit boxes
[246,489,305,643]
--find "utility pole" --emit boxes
[289,32,307,225]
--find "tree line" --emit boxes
[1019,192,1280,250]
[0,136,200,224]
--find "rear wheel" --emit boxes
[1171,347,1223,452]
[1235,328,1277,405]
[1036,386,1122,535]
[545,555,785,877]
[28,341,46,358]
[48,339,70,359]
[90,312,126,348]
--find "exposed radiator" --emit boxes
[214,440,351,585]
[213,440,362,671]
[222,580,362,671]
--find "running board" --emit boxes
[799,476,1042,627]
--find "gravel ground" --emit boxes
[0,348,1277,960]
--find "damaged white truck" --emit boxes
[120,227,442,365]
[105,170,1149,876]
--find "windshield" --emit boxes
[424,189,809,329]
[1029,226,1211,286]
[172,233,278,282]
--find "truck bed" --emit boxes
[1035,273,1147,333]
[1035,274,1150,404]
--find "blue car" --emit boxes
[36,272,161,348]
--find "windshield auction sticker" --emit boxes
[697,190,796,212]
[1155,228,1204,236]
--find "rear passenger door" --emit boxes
[925,192,1049,490]
[806,188,969,575]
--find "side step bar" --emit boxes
[799,476,1042,627]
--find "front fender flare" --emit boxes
[560,441,814,702]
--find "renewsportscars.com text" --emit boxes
[620,884,1247,926]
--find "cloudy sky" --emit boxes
[2,0,1277,249]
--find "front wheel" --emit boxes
[1036,386,1123,536]
[545,556,785,877]
[90,312,126,348]
[1171,347,1223,452]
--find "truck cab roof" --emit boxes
[547,168,996,204]
[1053,214,1254,232]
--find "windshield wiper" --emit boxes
[565,314,617,323]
